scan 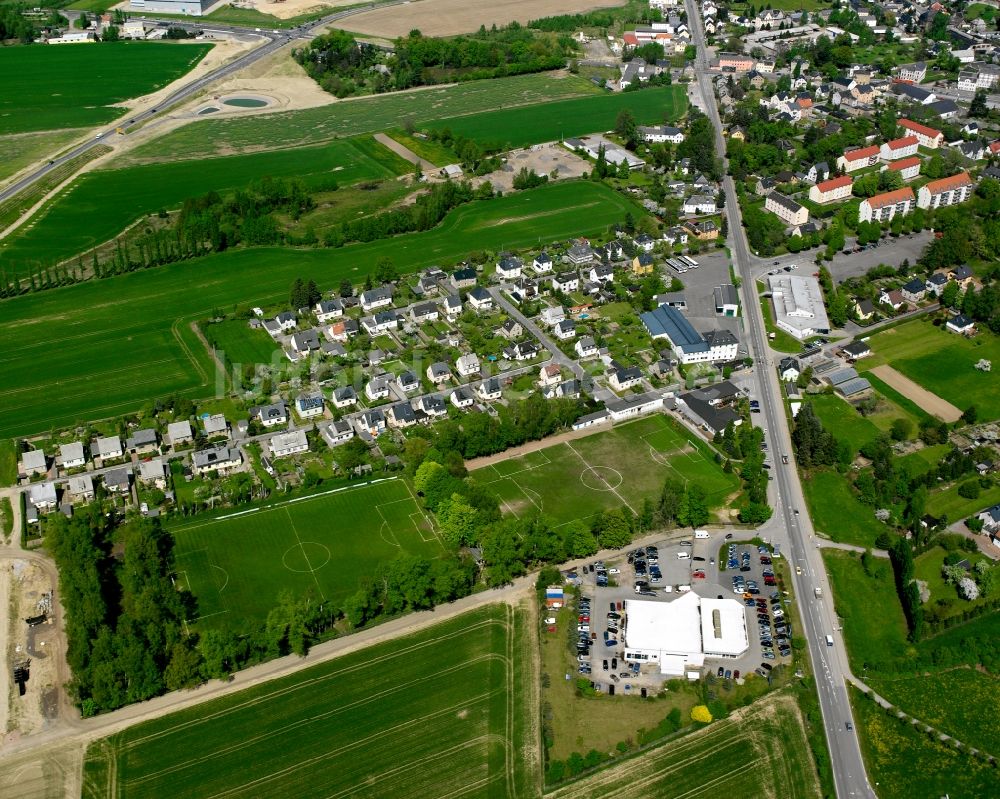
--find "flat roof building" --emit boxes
[767,274,830,340]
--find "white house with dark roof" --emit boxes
[192,446,242,475]
[410,301,439,324]
[321,419,355,447]
[396,371,420,394]
[296,392,325,419]
[468,287,493,311]
[576,336,598,359]
[450,387,475,409]
[365,374,393,402]
[333,386,358,408]
[275,311,297,332]
[552,273,579,293]
[315,299,344,322]
[358,409,387,437]
[94,436,123,461]
[532,252,553,274]
[388,402,417,428]
[257,402,288,428]
[360,286,394,313]
[496,256,523,280]
[29,482,58,511]
[456,353,481,378]
[442,294,463,318]
[478,377,502,401]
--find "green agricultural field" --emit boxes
[472,415,738,528]
[0,43,212,135]
[171,478,442,625]
[423,85,688,149]
[0,181,639,438]
[850,686,999,799]
[125,73,601,162]
[859,319,1000,422]
[547,692,821,799]
[82,604,538,799]
[822,550,909,670]
[802,471,887,548]
[0,129,84,187]
[0,137,409,273]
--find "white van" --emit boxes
[677,551,690,560]
[677,584,691,593]
[694,530,709,539]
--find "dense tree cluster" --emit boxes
[46,511,197,715]
[296,25,574,98]
[677,109,721,181]
[791,403,847,469]
[0,4,64,42]
[889,537,924,641]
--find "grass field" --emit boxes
[822,550,910,670]
[859,319,1000,422]
[0,136,410,272]
[850,685,999,799]
[0,43,212,135]
[171,479,441,626]
[472,415,738,528]
[808,395,883,455]
[0,181,639,438]
[547,692,820,799]
[803,470,888,548]
[0,129,85,187]
[203,319,280,367]
[926,480,1000,521]
[124,73,602,162]
[423,85,687,149]
[81,603,538,799]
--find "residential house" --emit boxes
[359,286,394,312]
[684,220,719,241]
[539,363,562,387]
[138,458,167,489]
[270,430,309,459]
[361,311,398,335]
[949,264,975,287]
[587,264,614,284]
[566,242,596,265]
[892,83,936,105]
[290,329,321,355]
[20,449,48,476]
[853,298,876,320]
[805,162,830,184]
[496,256,523,280]
[443,294,463,318]
[884,156,921,182]
[388,402,418,428]
[552,272,579,293]
[859,187,914,223]
[926,272,949,296]
[358,409,387,437]
[468,287,493,311]
[257,402,288,428]
[639,125,684,144]
[632,252,655,275]
[765,191,809,225]
[896,61,927,82]
[365,374,393,401]
[634,233,656,252]
[427,362,452,385]
[809,175,853,204]
[976,504,1000,534]
[104,467,131,495]
[417,394,447,418]
[477,377,502,401]
[575,336,598,359]
[879,288,907,311]
[410,301,439,324]
[200,414,228,439]
[532,252,554,273]
[880,136,919,161]
[166,421,193,447]
[296,392,325,419]
[94,436,123,462]
[553,319,577,340]
[456,353,481,378]
[275,311,297,332]
[900,277,927,304]
[326,319,358,342]
[841,341,872,360]
[778,356,800,382]
[67,475,95,503]
[321,419,355,447]
[192,446,242,475]
[837,145,880,173]
[450,387,475,409]
[917,172,975,210]
[682,194,717,214]
[899,118,943,149]
[29,482,58,511]
[609,364,643,392]
[504,341,541,361]
[946,314,976,335]
[396,370,420,394]
[125,429,158,454]
[315,299,344,323]
[957,63,1000,92]
[332,386,358,409]
[541,305,566,326]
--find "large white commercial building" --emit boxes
[767,274,831,340]
[640,305,739,364]
[623,595,749,676]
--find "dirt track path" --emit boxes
[869,364,962,422]
[464,422,613,470]
[372,133,436,171]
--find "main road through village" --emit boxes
[1,6,877,796]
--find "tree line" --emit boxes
[0,4,65,42]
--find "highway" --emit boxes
[0,1,404,205]
[682,2,877,797]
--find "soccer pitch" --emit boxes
[171,478,443,627]
[81,604,539,799]
[473,415,738,528]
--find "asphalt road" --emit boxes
[683,2,877,797]
[0,1,406,206]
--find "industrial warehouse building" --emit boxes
[622,595,749,676]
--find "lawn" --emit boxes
[423,85,688,149]
[914,546,994,620]
[547,692,821,799]
[0,438,15,486]
[926,480,1000,521]
[850,685,999,799]
[472,415,738,529]
[896,444,950,477]
[802,470,888,548]
[807,395,883,455]
[171,478,442,626]
[386,128,459,166]
[202,319,281,367]
[81,603,538,798]
[0,181,639,438]
[860,318,1000,422]
[0,42,212,135]
[125,72,602,162]
[758,294,802,354]
[0,136,409,272]
[822,550,911,671]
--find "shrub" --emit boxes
[691,704,713,723]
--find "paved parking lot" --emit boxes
[662,250,744,348]
[569,532,794,692]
